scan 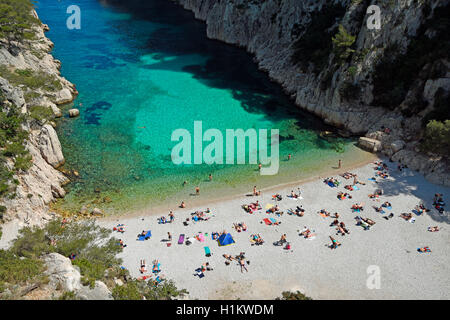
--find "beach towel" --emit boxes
[145,230,151,239]
[269,217,277,224]
[263,218,272,225]
[137,235,145,241]
[265,204,274,209]
[318,212,328,218]
[152,263,161,273]
[385,206,392,210]
[204,246,211,257]
[195,268,205,278]
[353,185,360,191]
[368,178,376,181]
[198,233,205,242]
[178,234,185,244]
[328,181,336,187]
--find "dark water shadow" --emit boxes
[100,0,338,134]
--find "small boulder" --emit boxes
[68,109,80,118]
[91,208,103,216]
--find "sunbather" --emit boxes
[329,236,341,249]
[140,260,147,274]
[428,226,440,232]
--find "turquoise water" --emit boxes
[36,0,371,214]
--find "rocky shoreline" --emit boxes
[0,10,77,226]
[172,0,449,186]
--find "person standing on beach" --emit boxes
[195,186,200,195]
[183,180,188,186]
[167,232,172,242]
[169,211,174,223]
[209,173,213,181]
[258,163,262,171]
[338,159,342,169]
[288,153,291,161]
[253,186,257,196]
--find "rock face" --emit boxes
[43,253,82,292]
[0,10,77,226]
[174,0,450,186]
[38,124,65,168]
[43,253,113,300]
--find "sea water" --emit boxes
[36,0,373,215]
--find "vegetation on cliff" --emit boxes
[0,218,188,300]
[0,0,38,43]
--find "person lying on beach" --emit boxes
[333,212,340,219]
[353,175,366,186]
[415,204,430,214]
[152,260,160,273]
[362,217,376,226]
[300,227,315,239]
[428,226,440,232]
[329,236,341,249]
[324,177,340,187]
[180,201,186,208]
[341,172,356,179]
[373,205,384,213]
[418,247,431,253]
[289,190,301,198]
[338,192,352,200]
[272,194,282,201]
[158,216,167,224]
[351,203,364,211]
[250,234,264,245]
[382,202,392,208]
[330,219,339,227]
[376,172,389,179]
[223,254,235,262]
[318,209,330,217]
[118,239,127,248]
[344,185,355,191]
[137,230,146,238]
[239,258,248,273]
[368,193,380,199]
[340,222,349,234]
[140,260,147,274]
[355,216,370,230]
[400,213,413,221]
[433,193,444,205]
[233,222,247,232]
[113,224,125,233]
[336,225,346,236]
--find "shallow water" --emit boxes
[36,0,372,214]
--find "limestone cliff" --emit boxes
[0,10,77,226]
[172,0,450,185]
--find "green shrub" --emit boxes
[112,281,143,300]
[276,290,312,300]
[420,120,450,157]
[0,250,45,290]
[29,105,54,122]
[0,0,39,42]
[11,218,123,286]
[332,24,356,64]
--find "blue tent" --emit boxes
[217,233,235,246]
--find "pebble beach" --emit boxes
[98,157,450,300]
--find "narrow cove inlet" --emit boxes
[36,0,372,214]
